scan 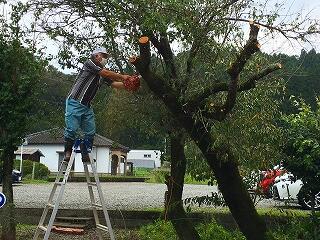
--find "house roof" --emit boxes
[25,128,130,152]
[14,148,45,157]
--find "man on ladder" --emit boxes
[34,47,140,240]
[64,46,132,162]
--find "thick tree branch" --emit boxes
[139,36,151,67]
[185,63,282,113]
[203,63,282,120]
[146,32,177,78]
[222,22,260,115]
[238,63,282,91]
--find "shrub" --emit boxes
[270,212,320,240]
[147,168,170,183]
[14,159,50,179]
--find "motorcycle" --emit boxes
[258,163,320,210]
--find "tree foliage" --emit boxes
[0,2,46,239]
[283,97,320,197]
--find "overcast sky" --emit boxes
[258,0,320,55]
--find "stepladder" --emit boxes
[33,139,116,240]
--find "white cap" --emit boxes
[92,46,108,55]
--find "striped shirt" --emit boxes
[67,60,112,106]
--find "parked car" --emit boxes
[0,169,22,183]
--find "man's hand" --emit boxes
[123,75,140,91]
[121,74,131,82]
[111,81,125,89]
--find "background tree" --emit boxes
[282,97,320,240]
[283,98,320,210]
[0,3,45,239]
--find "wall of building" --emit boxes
[96,147,110,173]
[127,150,161,168]
[19,144,111,174]
[26,144,63,172]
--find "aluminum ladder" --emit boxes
[33,139,115,240]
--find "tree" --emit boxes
[283,97,320,211]
[0,3,45,239]
[283,49,320,111]
[30,1,319,239]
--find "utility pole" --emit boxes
[19,138,28,173]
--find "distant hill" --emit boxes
[279,49,320,111]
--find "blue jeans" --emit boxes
[64,98,96,141]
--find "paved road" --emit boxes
[1,182,290,210]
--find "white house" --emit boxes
[15,128,130,175]
[127,150,161,169]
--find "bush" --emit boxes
[147,168,170,183]
[14,159,50,180]
[134,167,153,177]
[270,212,320,240]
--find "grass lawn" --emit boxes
[0,208,318,240]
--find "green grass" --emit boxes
[1,210,318,240]
[133,167,153,177]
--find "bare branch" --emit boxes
[222,17,320,40]
[186,0,242,74]
[239,63,282,91]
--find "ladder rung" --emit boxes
[39,225,47,232]
[87,182,97,187]
[92,203,102,209]
[96,224,109,232]
[55,182,64,186]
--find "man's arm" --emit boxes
[99,68,130,82]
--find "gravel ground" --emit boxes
[1,182,217,210]
[0,182,287,209]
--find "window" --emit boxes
[144,154,151,158]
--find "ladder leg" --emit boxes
[84,162,104,240]
[87,155,116,240]
[33,151,76,240]
[33,161,67,239]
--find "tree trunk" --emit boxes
[194,130,267,240]
[165,131,200,240]
[1,148,16,240]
